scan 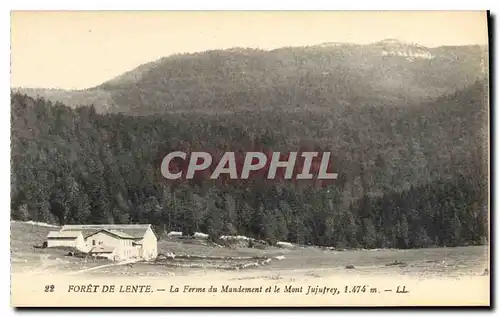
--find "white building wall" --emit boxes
[74,235,87,251]
[47,238,77,248]
[86,231,119,249]
[47,234,86,250]
[140,227,158,260]
[85,231,137,261]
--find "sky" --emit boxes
[10,11,488,90]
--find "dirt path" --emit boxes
[65,259,139,275]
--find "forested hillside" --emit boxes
[10,77,488,249]
[13,41,487,114]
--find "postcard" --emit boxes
[10,10,490,307]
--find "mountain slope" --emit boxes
[14,40,487,114]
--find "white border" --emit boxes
[4,0,497,10]
[2,1,498,316]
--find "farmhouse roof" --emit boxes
[85,229,135,240]
[47,231,82,239]
[60,224,158,239]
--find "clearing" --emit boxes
[10,221,489,279]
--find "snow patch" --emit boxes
[12,220,59,228]
[381,49,434,61]
[220,235,251,241]
[193,232,209,239]
[276,241,295,249]
[167,231,183,237]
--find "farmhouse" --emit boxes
[46,224,158,261]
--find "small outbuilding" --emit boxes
[46,231,86,251]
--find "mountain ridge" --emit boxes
[12,40,488,115]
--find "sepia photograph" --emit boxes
[9,10,490,307]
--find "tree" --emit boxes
[361,218,377,249]
[395,216,409,249]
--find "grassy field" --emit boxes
[10,221,489,278]
[91,243,488,278]
[10,221,113,274]
[10,221,490,307]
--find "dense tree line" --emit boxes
[10,80,488,248]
